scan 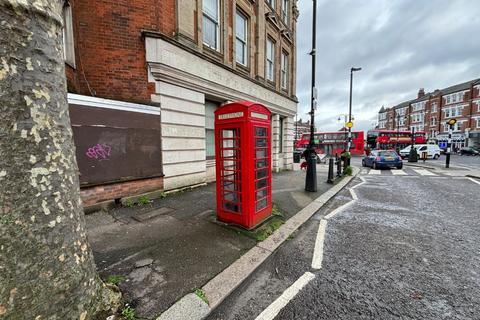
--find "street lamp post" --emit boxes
[338,113,353,152]
[395,112,401,153]
[305,0,317,192]
[348,67,361,154]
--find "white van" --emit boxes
[400,144,441,159]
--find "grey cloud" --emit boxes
[295,0,480,133]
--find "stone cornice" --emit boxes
[148,61,295,116]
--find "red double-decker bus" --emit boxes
[366,130,427,150]
[295,131,365,156]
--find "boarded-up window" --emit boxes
[69,103,162,186]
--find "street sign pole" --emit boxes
[445,119,456,168]
[446,128,451,168]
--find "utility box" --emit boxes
[214,101,272,229]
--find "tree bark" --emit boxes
[0,1,119,318]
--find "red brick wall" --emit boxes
[80,177,164,207]
[66,0,175,104]
[473,86,480,99]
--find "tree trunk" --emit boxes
[0,1,119,318]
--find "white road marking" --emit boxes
[412,169,436,176]
[255,272,315,320]
[324,201,354,220]
[311,219,328,270]
[352,176,367,189]
[349,188,358,200]
[391,169,407,175]
[368,169,381,175]
[468,178,480,185]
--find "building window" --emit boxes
[431,117,436,126]
[282,0,289,24]
[477,118,480,128]
[431,102,437,113]
[281,51,288,90]
[266,38,275,82]
[444,121,461,132]
[267,0,275,9]
[203,0,220,51]
[62,1,75,67]
[235,10,248,66]
[445,108,450,118]
[205,101,218,159]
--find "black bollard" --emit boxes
[336,155,342,177]
[327,157,334,184]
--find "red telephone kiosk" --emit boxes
[214,101,272,229]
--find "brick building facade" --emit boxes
[377,78,480,149]
[62,0,299,207]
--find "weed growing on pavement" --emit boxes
[121,304,136,320]
[106,274,125,285]
[271,204,282,216]
[255,219,284,242]
[138,195,150,205]
[344,166,353,176]
[124,199,134,208]
[195,289,209,304]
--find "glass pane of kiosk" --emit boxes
[254,127,269,212]
[220,129,242,213]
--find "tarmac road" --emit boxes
[207,167,480,320]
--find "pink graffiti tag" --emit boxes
[85,144,112,161]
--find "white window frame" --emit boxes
[267,0,275,9]
[62,1,75,67]
[445,108,450,118]
[282,0,289,24]
[476,118,480,128]
[203,0,221,51]
[266,38,275,82]
[431,102,437,113]
[235,10,248,66]
[281,51,288,90]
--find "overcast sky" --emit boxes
[296,0,480,133]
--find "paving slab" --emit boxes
[156,293,210,320]
[131,207,174,222]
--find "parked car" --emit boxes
[362,150,403,169]
[399,144,441,159]
[459,146,480,156]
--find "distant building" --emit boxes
[293,119,312,141]
[377,78,480,149]
[62,0,299,206]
